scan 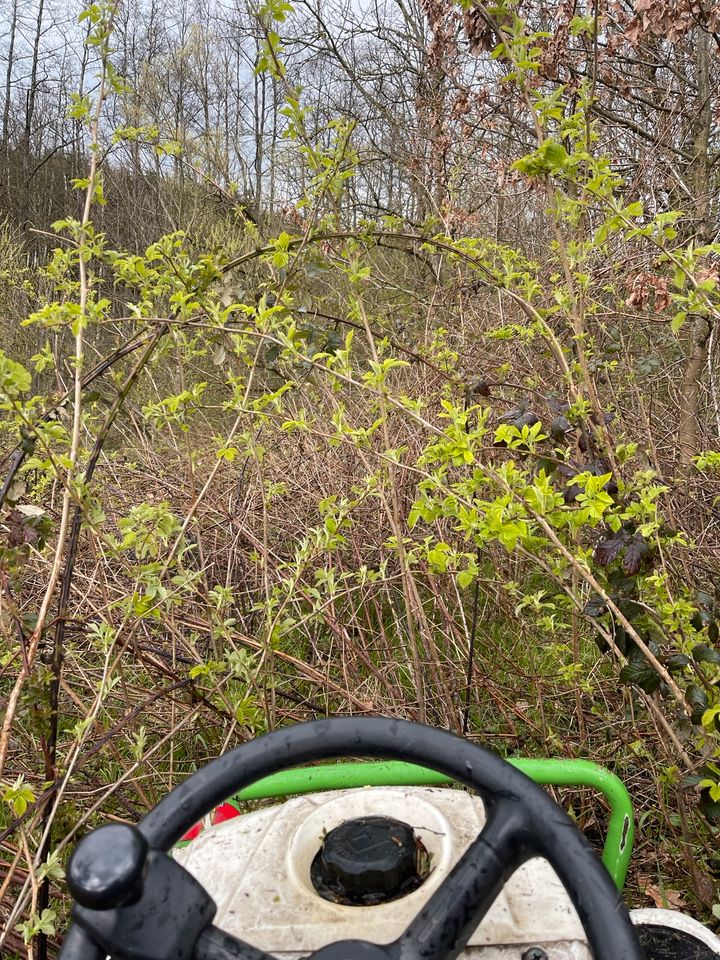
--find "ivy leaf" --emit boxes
[664,653,691,674]
[583,595,606,618]
[681,769,720,825]
[622,536,649,575]
[594,532,626,566]
[695,590,715,609]
[550,415,571,442]
[498,402,539,426]
[619,658,661,693]
[698,791,720,825]
[686,684,709,725]
[691,643,720,665]
[471,378,491,397]
[323,330,343,354]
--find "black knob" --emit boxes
[311,816,424,905]
[67,823,148,910]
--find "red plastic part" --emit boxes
[181,822,204,842]
[212,802,241,825]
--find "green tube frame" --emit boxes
[229,758,633,890]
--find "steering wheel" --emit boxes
[60,717,644,960]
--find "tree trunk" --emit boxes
[678,316,712,463]
[24,0,46,152]
[677,24,713,466]
[2,0,19,144]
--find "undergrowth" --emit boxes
[1,0,720,954]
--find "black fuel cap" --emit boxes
[310,816,427,905]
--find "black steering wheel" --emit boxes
[60,717,644,960]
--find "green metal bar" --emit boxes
[231,758,633,890]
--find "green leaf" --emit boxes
[692,643,720,665]
[619,658,660,693]
[3,775,36,815]
[217,445,239,462]
[0,351,32,399]
[457,569,475,589]
[686,684,708,725]
[701,705,720,732]
[671,312,687,333]
[623,201,643,218]
[38,850,66,881]
[512,139,569,178]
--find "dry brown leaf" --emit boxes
[644,883,688,910]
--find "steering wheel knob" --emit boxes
[67,823,148,910]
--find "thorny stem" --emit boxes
[0,2,119,784]
[35,326,166,958]
[356,297,427,722]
